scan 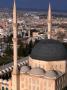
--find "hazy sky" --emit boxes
[0,0,67,11]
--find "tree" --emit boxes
[6,34,13,44]
[4,45,13,56]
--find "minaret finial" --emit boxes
[13,0,18,73]
[47,2,52,39]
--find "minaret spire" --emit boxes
[12,0,19,90]
[47,3,52,39]
[13,0,18,73]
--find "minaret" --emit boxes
[12,0,19,90]
[13,0,18,73]
[47,3,52,39]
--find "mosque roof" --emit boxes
[44,70,63,79]
[29,67,45,76]
[30,39,67,61]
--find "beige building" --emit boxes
[0,0,67,90]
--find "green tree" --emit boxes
[4,45,13,56]
[6,34,13,44]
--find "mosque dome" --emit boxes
[5,68,9,72]
[20,65,30,73]
[44,70,63,79]
[9,67,13,71]
[30,39,67,61]
[29,67,45,76]
[2,70,6,73]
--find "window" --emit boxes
[2,87,4,90]
[51,65,53,69]
[37,86,39,90]
[6,88,8,90]
[22,83,24,88]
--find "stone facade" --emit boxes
[0,57,67,90]
[29,57,67,73]
[20,74,55,90]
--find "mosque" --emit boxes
[0,0,67,90]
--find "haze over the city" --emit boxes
[0,0,67,12]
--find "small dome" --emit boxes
[30,39,67,61]
[9,67,12,71]
[3,80,7,84]
[44,70,63,79]
[5,68,9,72]
[29,67,45,76]
[20,65,30,73]
[2,70,6,73]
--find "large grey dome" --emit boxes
[30,39,67,61]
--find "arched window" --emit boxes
[2,87,4,90]
[6,87,8,90]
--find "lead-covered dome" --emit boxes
[30,39,67,61]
